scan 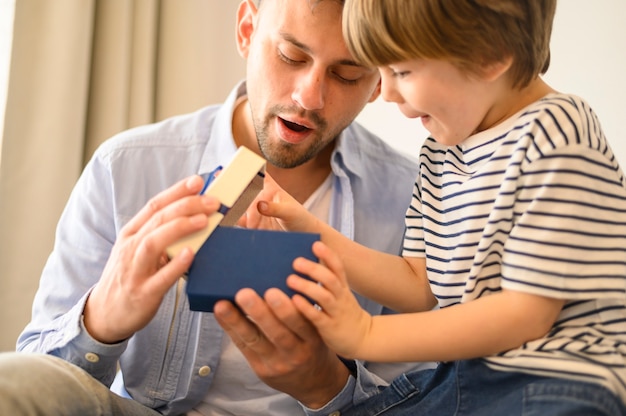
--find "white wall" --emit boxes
[357,0,626,168]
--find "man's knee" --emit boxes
[0,351,94,389]
[0,352,104,415]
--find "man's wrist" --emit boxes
[299,355,352,409]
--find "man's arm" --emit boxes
[18,171,220,384]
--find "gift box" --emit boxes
[165,146,319,312]
[186,226,319,312]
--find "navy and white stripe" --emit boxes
[403,93,626,400]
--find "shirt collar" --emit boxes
[197,81,246,174]
[331,125,367,180]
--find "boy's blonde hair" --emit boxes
[343,0,556,88]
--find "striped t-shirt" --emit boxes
[403,93,626,400]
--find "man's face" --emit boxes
[237,0,380,168]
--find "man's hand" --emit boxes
[213,288,352,409]
[83,175,221,344]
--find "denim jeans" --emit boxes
[343,359,626,416]
[0,352,160,416]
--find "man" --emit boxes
[0,0,422,415]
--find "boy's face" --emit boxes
[236,0,380,168]
[379,58,509,146]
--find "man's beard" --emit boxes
[256,129,329,169]
[252,106,335,169]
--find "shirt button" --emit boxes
[85,352,100,363]
[198,366,212,377]
[329,412,341,416]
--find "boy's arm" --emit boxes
[358,289,565,362]
[244,174,436,313]
[293,250,565,363]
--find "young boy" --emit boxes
[242,0,626,414]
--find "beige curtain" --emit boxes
[0,0,245,351]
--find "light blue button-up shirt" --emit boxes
[17,81,422,415]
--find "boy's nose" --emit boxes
[380,72,404,104]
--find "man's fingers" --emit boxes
[131,213,208,271]
[121,175,206,237]
[214,294,274,355]
[237,288,313,352]
[136,193,219,243]
[263,288,319,342]
[144,247,194,295]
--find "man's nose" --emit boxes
[292,68,325,110]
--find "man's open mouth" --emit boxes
[281,118,311,133]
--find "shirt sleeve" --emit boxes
[501,145,626,300]
[300,360,384,416]
[15,150,124,385]
[300,356,433,415]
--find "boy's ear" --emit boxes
[482,56,513,82]
[236,0,258,59]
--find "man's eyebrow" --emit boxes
[280,31,368,69]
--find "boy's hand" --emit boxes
[287,241,373,359]
[239,173,320,234]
